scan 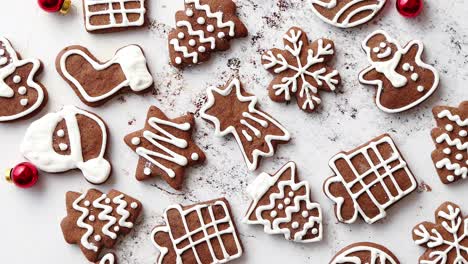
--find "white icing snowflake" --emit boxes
[413,202,468,264]
[262,27,340,112]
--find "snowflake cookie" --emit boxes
[125,105,206,190]
[413,202,468,264]
[359,30,439,113]
[61,189,142,262]
[261,27,341,113]
[243,162,322,243]
[168,0,248,68]
[200,78,291,171]
[323,134,417,224]
[330,242,400,264]
[431,101,467,184]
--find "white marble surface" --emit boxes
[0,0,467,263]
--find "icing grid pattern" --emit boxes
[152,201,243,264]
[327,135,417,224]
[84,0,146,31]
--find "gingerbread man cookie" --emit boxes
[200,78,291,171]
[82,0,147,33]
[124,106,206,190]
[262,27,341,113]
[431,101,467,184]
[61,189,142,262]
[20,105,111,184]
[151,198,243,264]
[330,242,400,264]
[413,202,468,264]
[359,30,439,113]
[311,0,387,28]
[323,134,417,224]
[244,162,322,243]
[56,45,153,107]
[168,0,248,68]
[0,37,47,122]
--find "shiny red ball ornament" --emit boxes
[5,162,39,188]
[397,0,424,18]
[38,0,72,14]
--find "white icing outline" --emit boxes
[151,200,243,264]
[359,30,440,113]
[20,105,111,184]
[243,162,322,243]
[84,0,146,31]
[200,78,291,171]
[59,45,153,103]
[330,244,398,264]
[0,37,45,122]
[310,0,386,28]
[324,135,417,224]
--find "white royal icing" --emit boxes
[84,0,146,31]
[113,194,134,229]
[200,78,291,171]
[92,194,117,239]
[72,193,98,252]
[59,45,153,103]
[359,30,440,113]
[330,244,398,264]
[244,162,322,243]
[99,253,115,264]
[310,0,387,28]
[20,105,111,184]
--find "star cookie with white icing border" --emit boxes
[431,101,467,184]
[61,189,142,262]
[124,106,206,190]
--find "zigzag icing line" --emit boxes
[436,134,468,151]
[176,21,216,49]
[438,109,468,126]
[169,39,198,63]
[185,0,236,36]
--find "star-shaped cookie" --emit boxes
[124,106,206,190]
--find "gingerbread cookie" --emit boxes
[168,0,248,68]
[311,0,387,28]
[56,45,153,107]
[200,78,291,171]
[359,30,439,113]
[244,162,322,243]
[413,202,468,263]
[61,189,142,262]
[0,37,47,122]
[83,0,147,33]
[124,105,206,190]
[431,102,467,184]
[323,134,417,224]
[96,253,117,264]
[151,198,243,264]
[20,105,111,184]
[262,27,341,112]
[330,242,400,264]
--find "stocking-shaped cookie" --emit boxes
[57,45,153,107]
[244,162,322,243]
[168,0,248,67]
[124,106,206,190]
[151,198,243,264]
[200,78,291,171]
[20,105,111,184]
[359,30,439,113]
[96,253,117,264]
[431,101,467,184]
[0,37,47,122]
[61,189,142,262]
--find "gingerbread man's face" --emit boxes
[365,33,399,62]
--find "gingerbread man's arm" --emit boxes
[359,66,382,85]
[401,40,424,63]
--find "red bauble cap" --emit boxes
[396,0,424,18]
[38,0,72,14]
[5,162,39,188]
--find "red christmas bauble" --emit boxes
[397,0,424,18]
[6,162,39,188]
[37,0,71,14]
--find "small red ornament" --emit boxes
[5,162,39,188]
[38,0,72,14]
[397,0,424,18]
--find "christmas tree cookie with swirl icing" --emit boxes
[124,105,206,190]
[359,30,439,113]
[431,101,467,184]
[61,189,142,262]
[168,0,248,68]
